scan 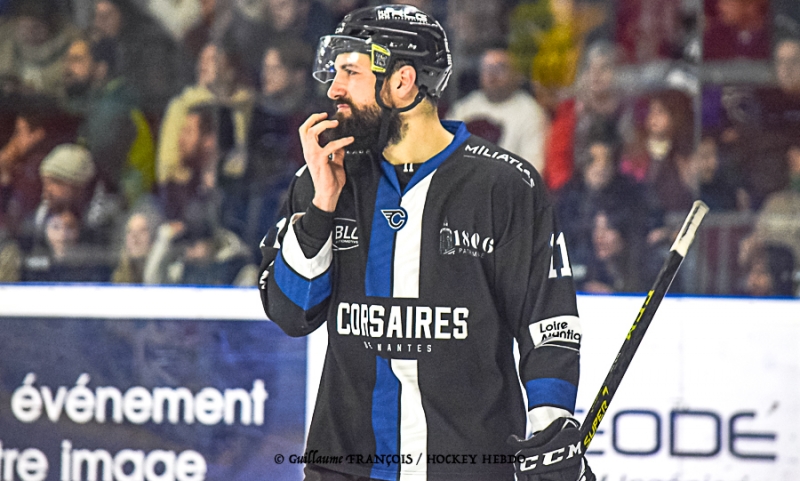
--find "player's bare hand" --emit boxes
[299,112,354,212]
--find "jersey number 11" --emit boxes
[548,232,573,279]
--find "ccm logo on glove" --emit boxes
[519,442,583,471]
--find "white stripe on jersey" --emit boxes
[393,172,435,298]
[271,217,288,249]
[281,213,332,279]
[392,359,428,479]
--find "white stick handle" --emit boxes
[670,201,710,257]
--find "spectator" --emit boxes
[0,97,78,236]
[621,89,694,184]
[219,0,334,83]
[161,105,220,224]
[0,0,82,97]
[16,143,101,252]
[215,0,271,82]
[749,38,800,201]
[268,0,336,48]
[183,0,227,61]
[110,198,163,284]
[22,204,113,282]
[694,135,747,211]
[773,37,800,96]
[144,207,257,286]
[703,0,770,61]
[650,138,700,214]
[62,37,156,209]
[89,0,191,112]
[446,0,513,99]
[0,232,22,282]
[742,244,796,297]
[40,206,80,261]
[616,0,688,64]
[739,144,800,273]
[707,38,800,208]
[447,45,548,172]
[224,39,323,249]
[156,42,254,188]
[580,208,648,294]
[544,40,633,192]
[555,122,655,284]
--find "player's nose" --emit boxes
[327,75,346,99]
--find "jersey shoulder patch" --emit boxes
[459,138,538,189]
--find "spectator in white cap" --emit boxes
[20,144,115,281]
[38,143,96,214]
[40,144,95,185]
[13,143,97,252]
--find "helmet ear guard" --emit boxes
[370,44,391,75]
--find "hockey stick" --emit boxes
[579,200,710,450]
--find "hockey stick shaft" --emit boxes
[579,201,709,450]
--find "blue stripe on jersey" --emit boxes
[372,357,400,480]
[365,175,401,297]
[365,121,470,298]
[524,378,577,412]
[273,253,331,310]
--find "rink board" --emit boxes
[569,295,800,481]
[306,294,800,481]
[0,285,305,481]
[2,286,799,481]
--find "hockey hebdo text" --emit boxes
[2,374,780,481]
[271,406,780,481]
[1,373,268,481]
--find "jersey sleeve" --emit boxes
[493,186,582,434]
[257,169,333,337]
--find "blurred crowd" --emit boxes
[0,0,798,297]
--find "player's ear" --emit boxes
[390,64,418,103]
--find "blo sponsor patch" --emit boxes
[529,315,582,347]
[333,218,359,251]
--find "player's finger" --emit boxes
[323,136,354,156]
[306,119,340,138]
[299,112,329,134]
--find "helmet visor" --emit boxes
[312,35,391,83]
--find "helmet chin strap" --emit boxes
[373,74,428,155]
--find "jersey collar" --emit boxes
[380,121,470,194]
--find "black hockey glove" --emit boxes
[507,417,595,481]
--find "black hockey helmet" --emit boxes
[313,4,452,100]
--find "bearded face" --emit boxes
[322,96,404,155]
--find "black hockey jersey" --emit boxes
[258,121,582,480]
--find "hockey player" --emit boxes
[258,4,594,481]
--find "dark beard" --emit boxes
[322,99,403,154]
